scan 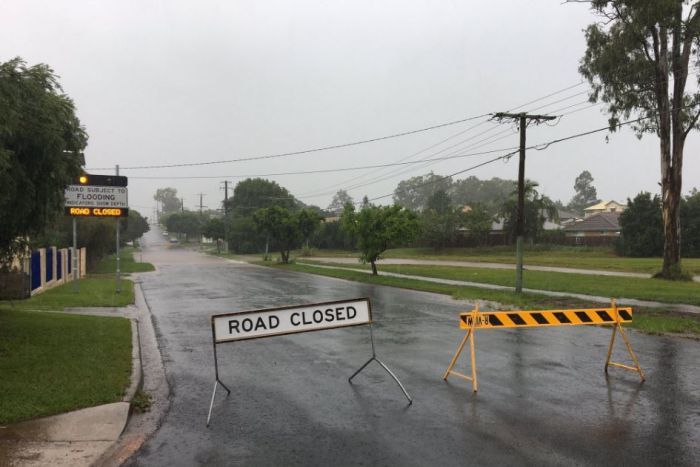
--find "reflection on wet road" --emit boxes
[128,228,700,466]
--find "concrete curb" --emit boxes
[93,278,171,467]
[123,318,143,403]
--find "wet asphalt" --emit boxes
[127,229,700,466]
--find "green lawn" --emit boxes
[267,262,700,336]
[306,246,700,275]
[11,277,134,311]
[0,277,134,424]
[92,246,155,274]
[301,261,700,306]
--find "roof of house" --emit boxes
[584,200,625,212]
[564,211,621,232]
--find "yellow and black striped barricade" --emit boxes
[443,300,645,392]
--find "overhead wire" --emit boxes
[86,113,492,171]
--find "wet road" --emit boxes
[129,228,700,466]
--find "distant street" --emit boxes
[128,227,700,466]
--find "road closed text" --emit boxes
[213,299,371,342]
[65,207,129,217]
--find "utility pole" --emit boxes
[115,164,121,294]
[493,112,556,293]
[181,198,184,213]
[221,181,231,253]
[197,193,207,216]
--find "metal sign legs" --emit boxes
[349,323,412,404]
[206,343,231,427]
[206,323,411,427]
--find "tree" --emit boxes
[681,189,700,257]
[450,176,517,214]
[153,187,181,216]
[0,58,87,269]
[617,192,664,257]
[166,211,202,241]
[225,178,297,217]
[426,190,452,215]
[499,181,557,243]
[224,178,300,253]
[253,206,321,263]
[341,204,419,275]
[33,217,116,271]
[393,172,453,211]
[297,209,323,248]
[202,217,226,253]
[327,190,354,215]
[420,190,461,249]
[568,170,600,215]
[121,210,150,245]
[578,1,700,278]
[462,204,493,246]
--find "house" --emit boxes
[584,200,626,217]
[564,211,621,242]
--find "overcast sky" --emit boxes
[4,0,700,218]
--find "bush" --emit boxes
[617,192,663,257]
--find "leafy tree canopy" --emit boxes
[327,190,354,215]
[393,172,452,211]
[617,192,664,257]
[0,57,87,269]
[253,206,321,263]
[166,211,202,241]
[498,181,557,243]
[225,178,298,217]
[341,204,419,275]
[154,187,181,216]
[122,210,150,244]
[568,170,600,215]
[578,0,700,278]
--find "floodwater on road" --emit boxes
[128,229,700,466]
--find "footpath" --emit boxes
[299,260,700,315]
[0,279,168,467]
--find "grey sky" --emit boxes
[4,0,699,217]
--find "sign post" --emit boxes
[115,165,121,294]
[206,297,411,427]
[72,217,78,292]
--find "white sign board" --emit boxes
[212,298,371,343]
[64,185,129,208]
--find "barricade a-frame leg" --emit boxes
[348,323,413,404]
[604,299,645,382]
[443,305,479,392]
[206,340,231,427]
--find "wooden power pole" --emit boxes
[493,112,556,293]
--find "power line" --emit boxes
[124,146,520,180]
[298,82,591,199]
[365,115,646,203]
[86,113,492,171]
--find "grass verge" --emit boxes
[10,278,134,311]
[303,246,700,275]
[92,246,155,274]
[0,308,132,424]
[0,277,135,424]
[302,261,700,306]
[263,262,700,336]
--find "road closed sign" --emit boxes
[212,298,371,343]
